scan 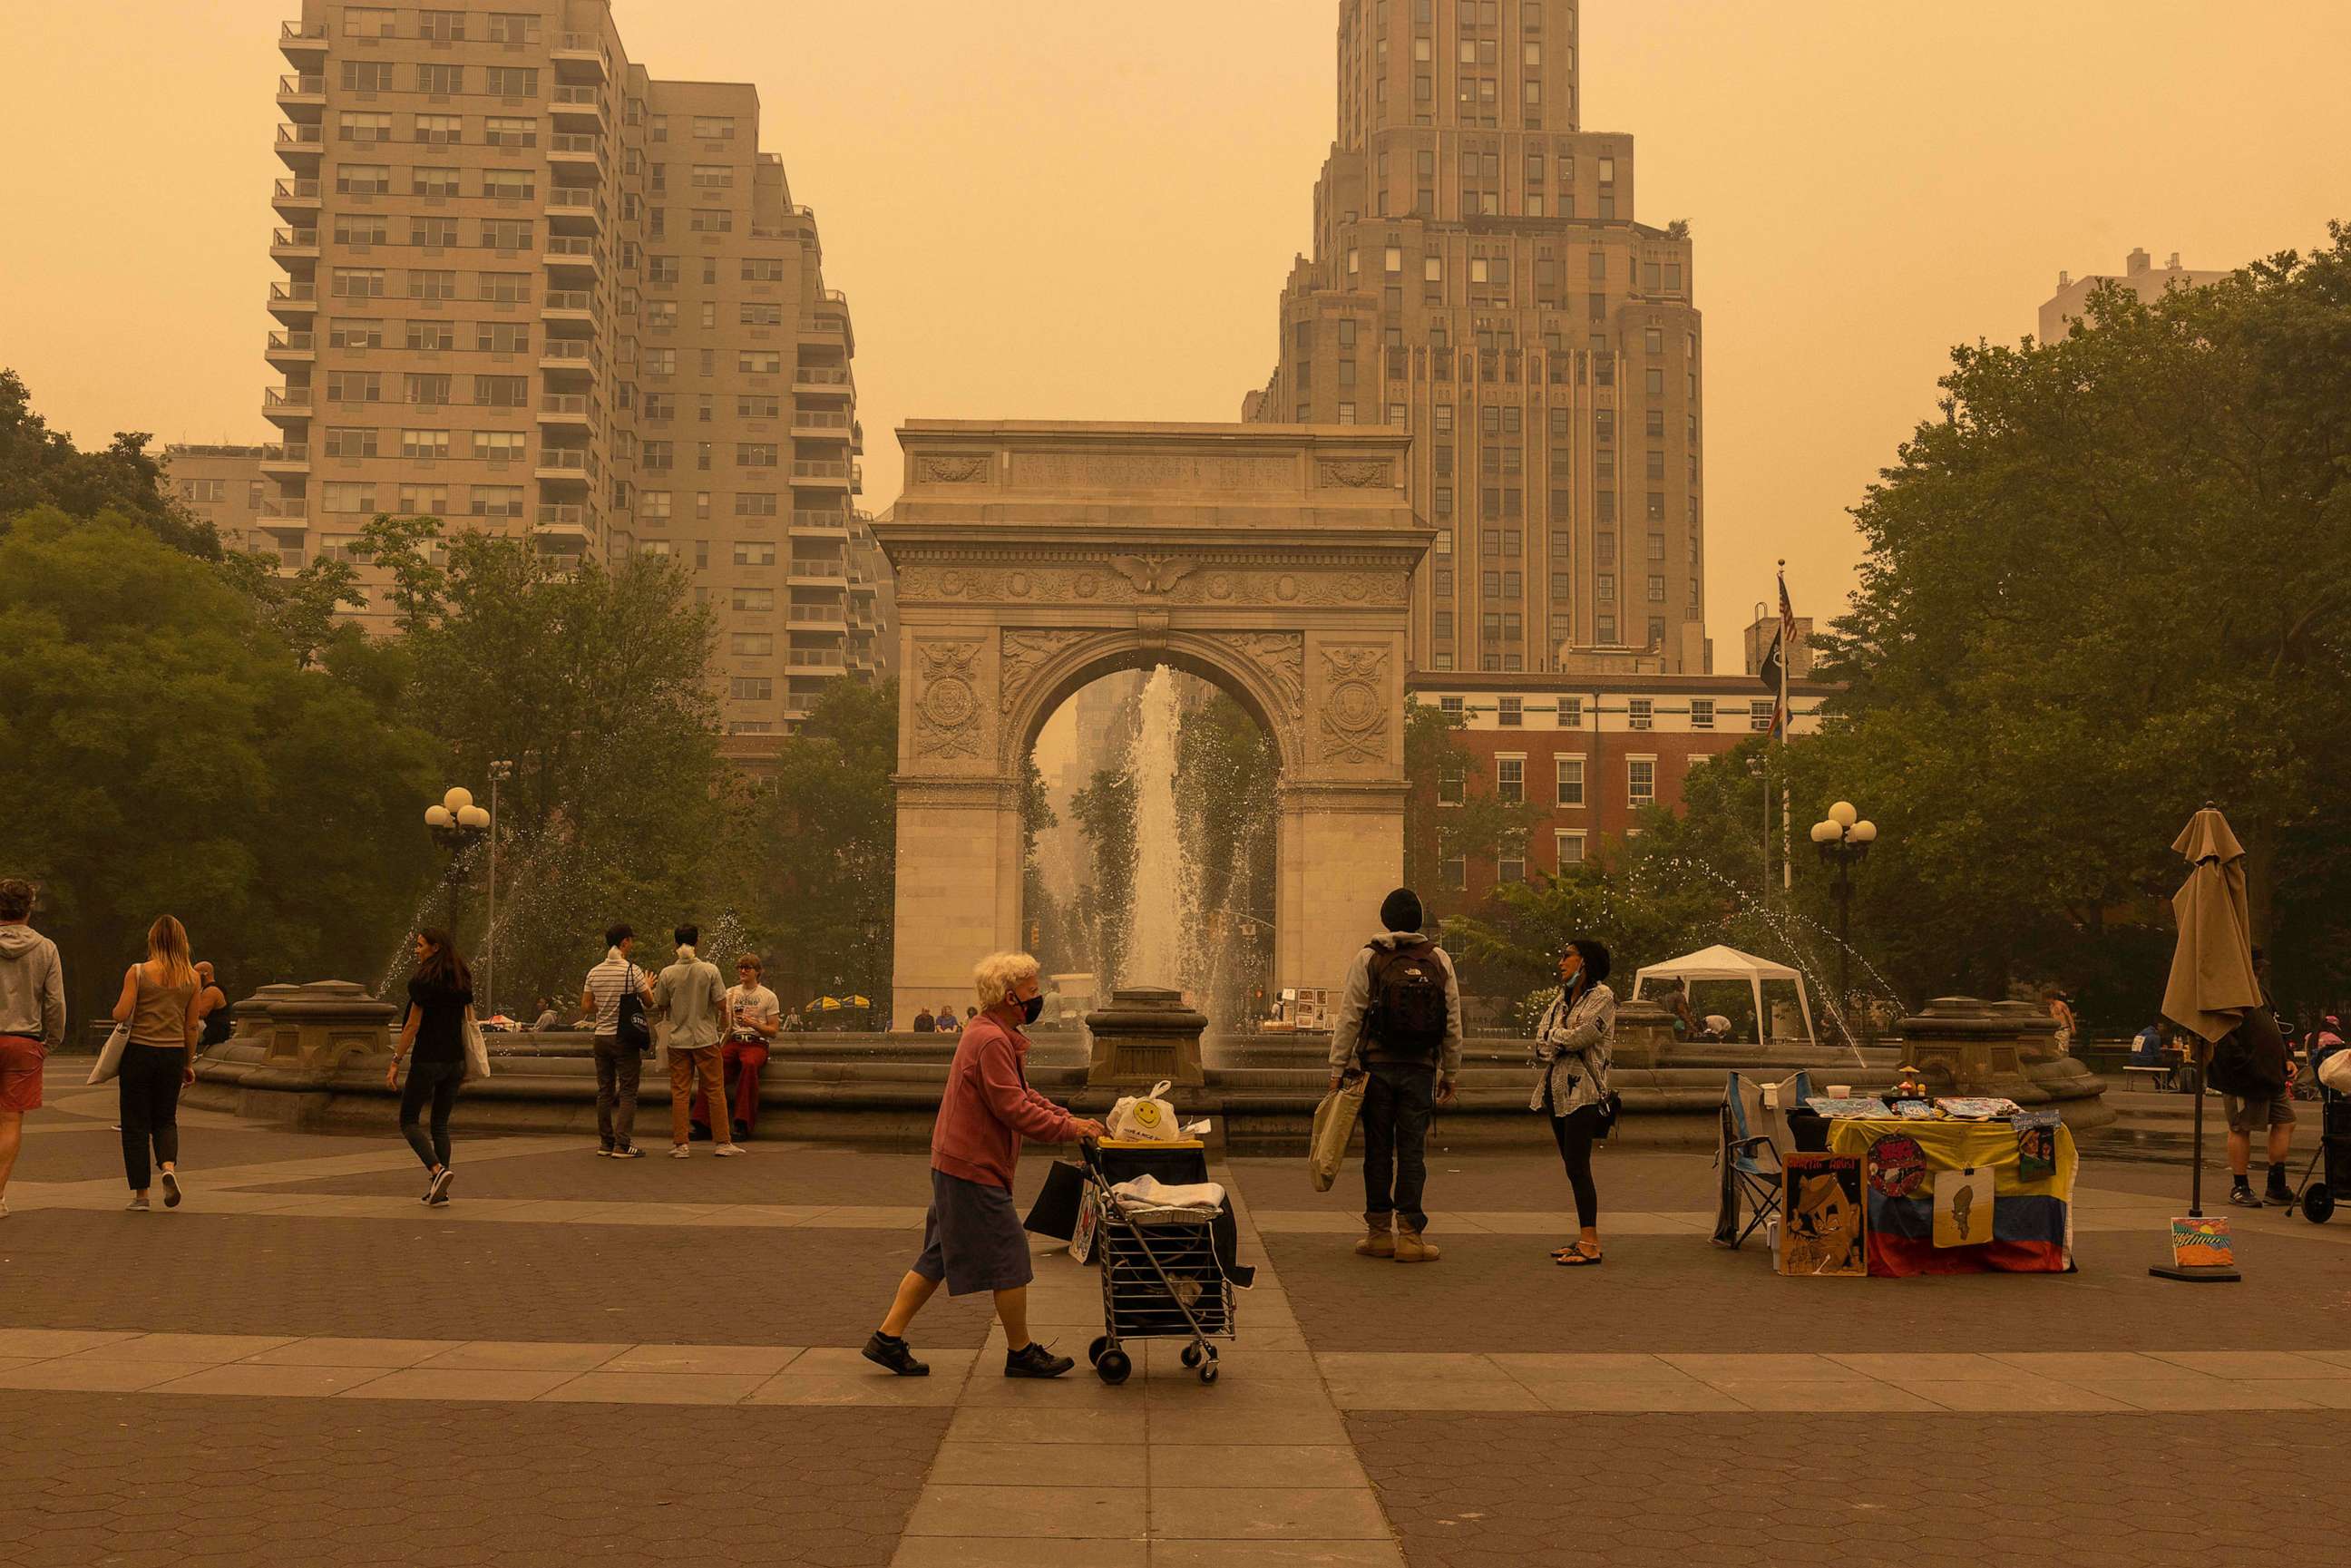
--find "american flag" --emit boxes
[1758,569,1795,737]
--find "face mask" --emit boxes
[1017,992,1045,1025]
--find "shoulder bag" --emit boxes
[616,965,654,1054]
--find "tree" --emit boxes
[1403,701,1540,901]
[0,369,217,558]
[218,550,364,668]
[0,509,438,1029]
[745,677,899,1006]
[350,512,451,635]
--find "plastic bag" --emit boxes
[1310,1074,1367,1193]
[1106,1079,1182,1141]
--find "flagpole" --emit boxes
[1779,561,1792,893]
[1755,599,1771,900]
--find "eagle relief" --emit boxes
[1107,554,1196,596]
[912,639,986,759]
[1318,645,1390,764]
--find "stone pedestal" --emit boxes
[1612,999,1674,1070]
[1086,988,1208,1088]
[243,980,399,1074]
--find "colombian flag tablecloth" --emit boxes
[1826,1117,2077,1277]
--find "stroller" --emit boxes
[2279,1048,2351,1223]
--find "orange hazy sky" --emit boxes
[5,1,2346,653]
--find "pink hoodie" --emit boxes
[930,1008,1080,1189]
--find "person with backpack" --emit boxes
[2219,947,2295,1208]
[580,923,653,1158]
[1326,887,1462,1263]
[1531,939,1616,1268]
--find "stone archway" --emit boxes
[873,421,1431,1028]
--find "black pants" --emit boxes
[119,1044,186,1191]
[592,1034,640,1150]
[1549,1100,1604,1229]
[1361,1061,1437,1232]
[400,1057,464,1170]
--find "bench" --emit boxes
[2123,1064,2180,1093]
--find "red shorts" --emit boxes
[0,1035,44,1113]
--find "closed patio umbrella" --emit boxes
[2151,803,2261,1281]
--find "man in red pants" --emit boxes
[712,955,780,1141]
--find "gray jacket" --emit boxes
[1530,981,1615,1114]
[652,948,727,1052]
[0,922,65,1048]
[1329,931,1464,1077]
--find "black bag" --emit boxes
[616,966,654,1054]
[2210,1006,2288,1099]
[1364,939,1449,1059]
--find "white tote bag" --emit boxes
[86,1024,129,1086]
[462,1017,492,1082]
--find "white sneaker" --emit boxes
[1,1196,10,1217]
[669,1144,692,1158]
[713,1144,746,1157]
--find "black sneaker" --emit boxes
[427,1169,454,1206]
[1004,1341,1075,1379]
[732,1121,751,1143]
[612,1144,645,1160]
[862,1332,930,1377]
[2229,1185,2264,1208]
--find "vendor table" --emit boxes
[1826,1117,2078,1277]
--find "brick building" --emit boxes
[1410,667,1831,911]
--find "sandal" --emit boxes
[1554,1243,1604,1267]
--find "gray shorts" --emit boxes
[2225,1093,2295,1134]
[913,1168,1035,1297]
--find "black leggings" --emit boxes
[119,1044,186,1191]
[399,1057,464,1170]
[1550,1102,1604,1229]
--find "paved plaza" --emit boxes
[5,1061,2351,1567]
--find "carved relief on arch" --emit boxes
[912,638,989,761]
[1317,644,1391,765]
[999,629,1092,715]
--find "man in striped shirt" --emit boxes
[580,923,652,1157]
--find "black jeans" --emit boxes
[119,1044,185,1191]
[592,1033,640,1150]
[1361,1061,1437,1232]
[1549,1101,1604,1229]
[400,1057,464,1170]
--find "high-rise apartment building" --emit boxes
[264,0,881,745]
[1245,0,1705,675]
[2039,247,2231,343]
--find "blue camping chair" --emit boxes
[1712,1071,1813,1249]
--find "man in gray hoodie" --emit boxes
[1326,887,1463,1263]
[0,877,66,1217]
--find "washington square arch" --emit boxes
[871,421,1434,1026]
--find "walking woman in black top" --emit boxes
[388,928,473,1206]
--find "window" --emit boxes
[415,113,463,145]
[647,256,679,285]
[1438,756,1465,806]
[418,8,465,41]
[482,170,533,200]
[1690,698,1716,731]
[477,321,530,353]
[320,482,376,513]
[743,257,785,282]
[639,540,672,558]
[1597,614,1616,643]
[691,163,735,189]
[484,67,539,97]
[474,431,526,460]
[1628,758,1656,805]
[730,633,775,657]
[337,163,391,196]
[737,394,781,419]
[643,393,675,421]
[693,116,737,140]
[732,541,777,566]
[735,492,778,516]
[1596,573,1614,602]
[1553,755,1585,807]
[416,63,463,94]
[1751,701,1776,733]
[338,112,392,144]
[1629,698,1654,731]
[471,485,524,517]
[739,302,784,327]
[342,61,394,92]
[480,218,532,249]
[1498,696,1523,727]
[402,216,452,248]
[728,677,772,701]
[180,479,225,503]
[408,269,458,302]
[688,209,734,234]
[479,271,528,303]
[1441,855,1466,891]
[343,6,395,37]
[645,300,678,329]
[397,482,448,516]
[403,373,452,405]
[645,347,678,376]
[730,588,775,611]
[485,13,540,44]
[327,370,381,402]
[1497,756,1525,805]
[1555,831,1585,867]
[736,443,778,467]
[412,166,459,197]
[473,375,527,407]
[1647,574,1666,602]
[334,215,388,245]
[323,426,378,456]
[737,350,782,375]
[484,116,536,148]
[400,429,451,463]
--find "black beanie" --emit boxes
[1380,887,1424,933]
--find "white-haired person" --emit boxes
[863,950,1105,1379]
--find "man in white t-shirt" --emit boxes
[580,922,653,1158]
[698,954,781,1142]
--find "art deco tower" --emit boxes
[1247,0,1704,673]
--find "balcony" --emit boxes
[545,186,604,231]
[550,85,605,122]
[552,31,610,80]
[277,73,326,115]
[542,235,600,276]
[278,19,329,62]
[260,443,311,472]
[788,651,848,673]
[791,410,854,434]
[534,517,594,551]
[537,502,592,527]
[262,386,314,424]
[792,460,852,488]
[265,329,316,365]
[539,393,593,429]
[254,500,309,535]
[787,606,849,631]
[541,288,593,318]
[538,337,600,374]
[534,448,594,482]
[547,131,603,167]
[267,279,317,317]
[271,176,321,214]
[269,226,320,261]
[795,365,853,392]
[791,510,851,534]
[787,559,847,584]
[274,122,323,164]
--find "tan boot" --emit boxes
[1394,1223,1441,1263]
[1353,1218,1395,1258]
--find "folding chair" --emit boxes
[1712,1072,1784,1249]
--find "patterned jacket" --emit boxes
[1529,981,1615,1115]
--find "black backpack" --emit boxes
[2210,1005,2288,1098]
[1364,939,1449,1059]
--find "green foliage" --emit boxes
[1403,701,1541,895]
[350,512,451,634]
[0,369,218,558]
[0,508,437,1027]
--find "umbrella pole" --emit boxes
[2151,1039,2239,1282]
[2188,1054,2205,1218]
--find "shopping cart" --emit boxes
[1077,1140,1235,1386]
[2278,1075,2350,1223]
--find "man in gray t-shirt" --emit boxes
[653,923,736,1158]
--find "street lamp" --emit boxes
[423,784,492,990]
[1810,802,1879,1043]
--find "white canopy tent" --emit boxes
[1631,944,1818,1047]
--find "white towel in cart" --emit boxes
[1109,1174,1227,1213]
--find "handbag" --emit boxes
[462,1016,492,1082]
[617,966,654,1053]
[87,1023,129,1086]
[1310,1073,1368,1193]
